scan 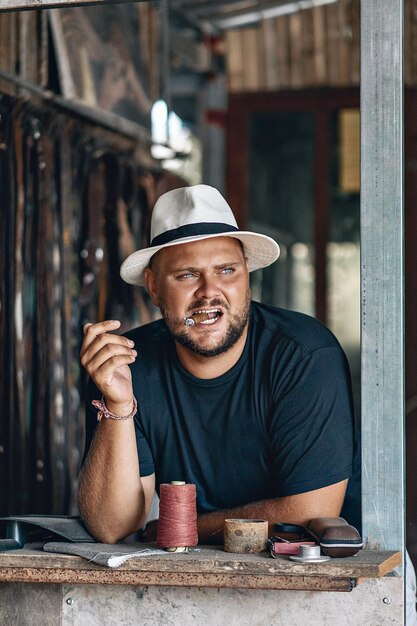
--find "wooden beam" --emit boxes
[0,68,151,144]
[0,0,143,11]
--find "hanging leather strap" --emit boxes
[12,102,26,511]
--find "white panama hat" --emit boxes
[120,184,280,286]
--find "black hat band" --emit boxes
[151,222,239,247]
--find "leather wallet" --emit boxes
[274,517,363,558]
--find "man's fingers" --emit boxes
[85,343,137,374]
[81,333,136,368]
[81,320,121,350]
[93,354,136,387]
[80,320,138,401]
[81,320,127,356]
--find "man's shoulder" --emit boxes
[251,300,341,356]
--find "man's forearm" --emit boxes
[197,499,298,543]
[77,417,149,543]
[197,481,348,543]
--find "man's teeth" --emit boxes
[189,309,222,324]
[200,317,218,325]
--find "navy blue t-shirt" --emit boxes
[84,301,356,517]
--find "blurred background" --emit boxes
[0,0,416,566]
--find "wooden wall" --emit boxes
[225,0,417,93]
[0,3,182,517]
[0,91,187,516]
[225,0,359,92]
[0,3,159,102]
[0,11,48,94]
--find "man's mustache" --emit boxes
[185,298,228,315]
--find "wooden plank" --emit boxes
[261,17,279,91]
[410,0,417,86]
[137,3,159,102]
[0,15,9,71]
[48,10,77,99]
[275,15,290,88]
[0,567,357,591]
[301,6,314,87]
[337,0,351,87]
[339,108,360,193]
[149,5,160,101]
[19,11,39,85]
[138,3,151,82]
[39,10,49,87]
[241,27,259,91]
[350,0,360,85]
[0,546,402,581]
[257,22,267,91]
[225,29,244,93]
[288,11,303,88]
[326,2,340,86]
[312,5,327,85]
[0,15,9,92]
[136,3,160,102]
[411,0,417,86]
[404,0,412,85]
[0,13,17,95]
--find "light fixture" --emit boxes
[151,99,169,146]
[151,99,193,160]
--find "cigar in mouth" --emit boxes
[183,309,222,326]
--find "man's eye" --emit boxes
[177,273,195,280]
[221,267,235,274]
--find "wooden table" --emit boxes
[0,545,403,626]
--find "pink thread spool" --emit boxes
[157,481,198,552]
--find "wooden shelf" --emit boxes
[0,545,401,592]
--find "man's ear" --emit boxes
[144,267,160,306]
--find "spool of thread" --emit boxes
[223,519,268,554]
[157,481,198,552]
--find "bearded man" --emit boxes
[78,184,356,544]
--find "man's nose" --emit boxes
[194,274,220,299]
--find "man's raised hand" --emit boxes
[80,320,137,413]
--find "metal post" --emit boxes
[360,0,405,558]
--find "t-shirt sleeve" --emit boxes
[134,408,155,477]
[82,377,155,477]
[269,345,354,497]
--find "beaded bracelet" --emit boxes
[91,397,138,422]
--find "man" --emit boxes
[78,184,355,544]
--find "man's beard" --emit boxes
[160,295,250,358]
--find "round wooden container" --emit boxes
[223,519,268,554]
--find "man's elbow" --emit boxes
[77,492,118,544]
[89,528,122,545]
[78,498,144,544]
[79,511,133,544]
